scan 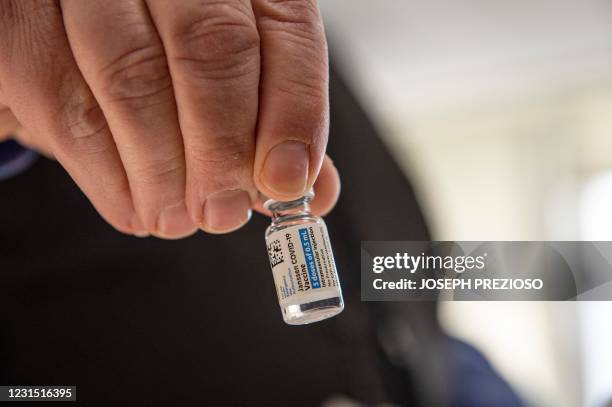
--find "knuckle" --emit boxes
[169,3,259,82]
[1,1,70,68]
[130,152,184,187]
[256,0,328,98]
[276,74,327,102]
[0,1,16,23]
[188,137,253,186]
[55,92,113,156]
[98,41,174,111]
[257,0,320,26]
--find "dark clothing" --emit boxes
[0,140,38,181]
[0,67,518,406]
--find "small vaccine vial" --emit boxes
[264,190,344,325]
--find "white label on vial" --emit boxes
[266,222,340,306]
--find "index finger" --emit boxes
[252,0,329,201]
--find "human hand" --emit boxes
[0,0,340,238]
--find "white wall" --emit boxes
[320,2,612,405]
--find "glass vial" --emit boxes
[264,190,344,325]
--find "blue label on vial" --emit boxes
[299,227,321,289]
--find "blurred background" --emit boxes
[320,1,612,406]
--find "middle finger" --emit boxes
[147,0,261,233]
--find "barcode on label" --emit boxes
[267,239,284,268]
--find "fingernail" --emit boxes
[202,190,252,234]
[156,202,197,239]
[130,213,150,237]
[261,141,309,196]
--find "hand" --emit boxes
[0,0,340,238]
